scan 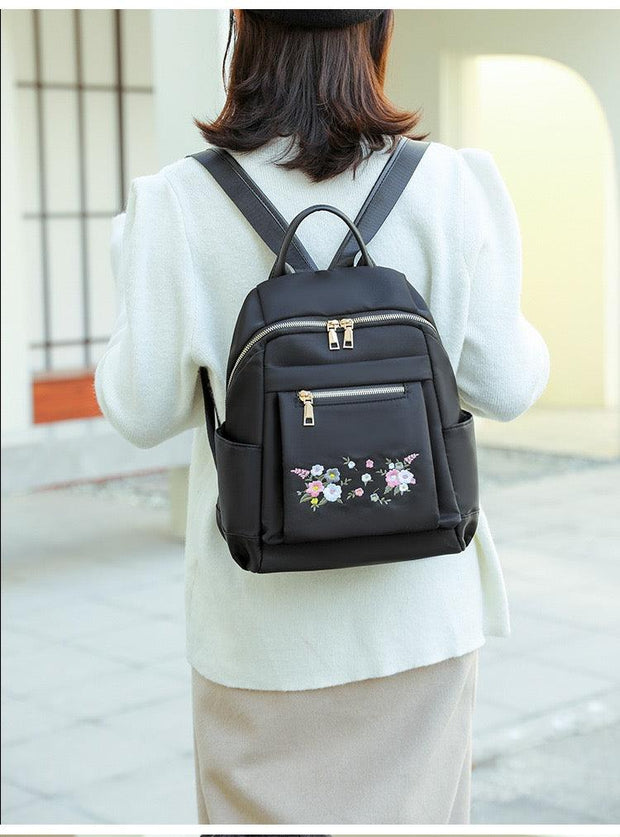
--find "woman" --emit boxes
[95,9,549,824]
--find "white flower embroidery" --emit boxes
[347,461,356,469]
[397,469,415,484]
[398,483,409,493]
[310,464,324,476]
[325,467,340,482]
[361,473,372,483]
[370,492,379,502]
[323,483,342,502]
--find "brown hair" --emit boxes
[195,10,428,182]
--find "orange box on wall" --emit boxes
[33,371,102,424]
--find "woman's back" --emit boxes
[95,10,550,821]
[96,133,548,689]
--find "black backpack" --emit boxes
[191,137,479,573]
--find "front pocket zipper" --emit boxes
[297,384,406,426]
[228,311,436,386]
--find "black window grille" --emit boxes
[15,10,154,372]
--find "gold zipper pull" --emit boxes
[326,319,341,350]
[297,390,315,426]
[340,318,354,349]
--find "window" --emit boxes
[9,10,157,376]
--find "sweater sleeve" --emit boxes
[94,172,203,449]
[455,148,550,422]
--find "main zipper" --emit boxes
[228,311,436,386]
[297,384,405,426]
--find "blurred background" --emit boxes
[1,8,619,826]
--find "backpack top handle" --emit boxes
[269,205,375,279]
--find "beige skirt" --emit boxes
[192,650,478,824]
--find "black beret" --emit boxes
[246,10,386,29]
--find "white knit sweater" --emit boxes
[95,137,549,690]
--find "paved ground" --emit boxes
[1,448,619,825]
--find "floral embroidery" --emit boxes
[323,483,342,502]
[378,457,418,494]
[305,480,324,497]
[385,468,401,488]
[290,453,420,511]
[290,467,310,479]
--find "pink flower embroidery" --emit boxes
[385,468,401,487]
[305,480,324,497]
[291,467,310,479]
[354,487,364,496]
[365,459,374,468]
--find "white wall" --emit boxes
[151,10,227,168]
[1,16,32,432]
[390,10,620,183]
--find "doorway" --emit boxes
[442,52,618,411]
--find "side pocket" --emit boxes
[443,410,479,517]
[214,423,263,539]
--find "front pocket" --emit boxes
[278,382,440,543]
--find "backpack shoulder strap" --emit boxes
[190,148,318,273]
[329,137,431,269]
[192,147,320,467]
